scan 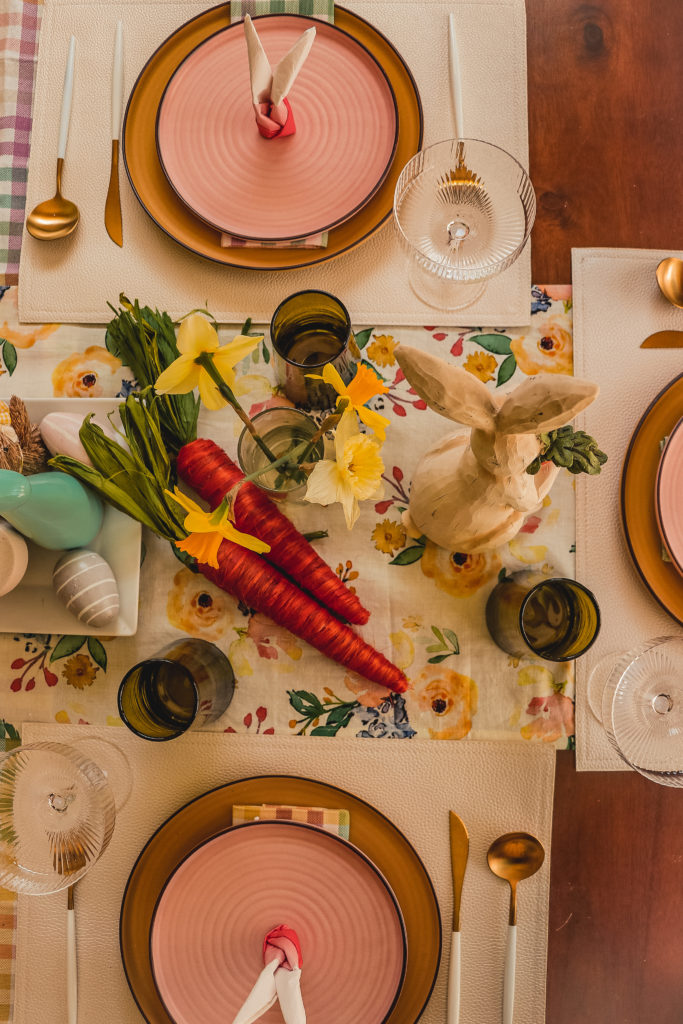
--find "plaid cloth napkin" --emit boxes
[223,0,334,249]
[232,804,350,840]
[0,0,42,286]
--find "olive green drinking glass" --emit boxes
[270,289,360,408]
[485,570,601,661]
[118,639,234,741]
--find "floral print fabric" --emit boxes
[0,285,575,750]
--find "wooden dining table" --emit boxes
[528,0,683,1019]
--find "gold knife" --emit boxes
[640,330,683,348]
[448,811,469,1024]
[105,21,123,247]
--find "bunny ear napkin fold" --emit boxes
[232,925,306,1024]
[244,14,316,138]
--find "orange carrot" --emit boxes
[177,439,370,625]
[196,538,407,693]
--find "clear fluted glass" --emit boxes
[588,636,683,786]
[393,138,536,310]
[0,742,116,894]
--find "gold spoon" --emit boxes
[26,35,79,241]
[487,831,545,1024]
[655,257,683,309]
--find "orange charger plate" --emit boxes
[120,775,441,1024]
[122,4,423,270]
[621,373,683,623]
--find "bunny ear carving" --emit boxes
[395,345,499,430]
[495,374,599,435]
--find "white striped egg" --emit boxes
[52,549,119,628]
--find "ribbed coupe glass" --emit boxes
[393,138,536,310]
[587,636,683,786]
[0,742,116,894]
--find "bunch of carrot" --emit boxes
[177,439,407,694]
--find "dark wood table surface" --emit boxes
[526,1,683,1020]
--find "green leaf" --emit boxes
[87,637,108,671]
[431,625,446,644]
[2,341,17,376]
[469,333,512,355]
[50,635,86,662]
[443,628,460,652]
[496,353,517,387]
[324,704,357,728]
[262,340,271,364]
[390,545,425,565]
[171,543,199,572]
[310,724,346,737]
[354,328,374,350]
[428,653,453,664]
[288,690,323,716]
[426,642,446,653]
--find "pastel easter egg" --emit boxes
[39,412,125,465]
[52,549,119,628]
[0,520,29,597]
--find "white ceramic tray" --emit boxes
[0,399,141,637]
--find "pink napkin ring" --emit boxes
[254,97,296,140]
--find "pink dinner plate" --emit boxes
[156,15,399,241]
[150,820,407,1024]
[656,416,683,576]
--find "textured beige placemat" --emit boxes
[15,723,554,1024]
[572,247,683,772]
[19,0,531,326]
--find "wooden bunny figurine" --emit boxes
[395,344,599,552]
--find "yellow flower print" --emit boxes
[372,518,406,555]
[510,314,573,376]
[517,665,555,689]
[366,334,397,367]
[1,322,57,350]
[508,539,548,565]
[402,615,422,632]
[463,350,497,383]
[421,542,501,598]
[62,654,99,689]
[52,346,122,397]
[410,665,478,740]
[167,568,238,641]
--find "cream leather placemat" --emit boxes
[15,723,555,1024]
[572,247,683,772]
[19,0,531,326]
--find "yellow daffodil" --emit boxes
[155,313,262,411]
[307,363,391,441]
[304,410,384,529]
[167,488,269,569]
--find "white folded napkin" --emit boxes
[232,925,306,1024]
[243,13,316,139]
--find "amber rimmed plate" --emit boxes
[655,416,683,576]
[621,374,683,622]
[120,776,441,1024]
[149,820,407,1024]
[122,3,422,270]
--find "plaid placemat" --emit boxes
[0,0,42,286]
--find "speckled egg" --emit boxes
[52,549,120,628]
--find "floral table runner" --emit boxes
[0,282,576,750]
[0,284,575,1023]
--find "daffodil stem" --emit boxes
[195,352,279,464]
[295,399,350,467]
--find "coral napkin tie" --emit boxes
[232,925,306,1024]
[243,14,315,138]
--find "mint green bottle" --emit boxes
[0,470,103,550]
